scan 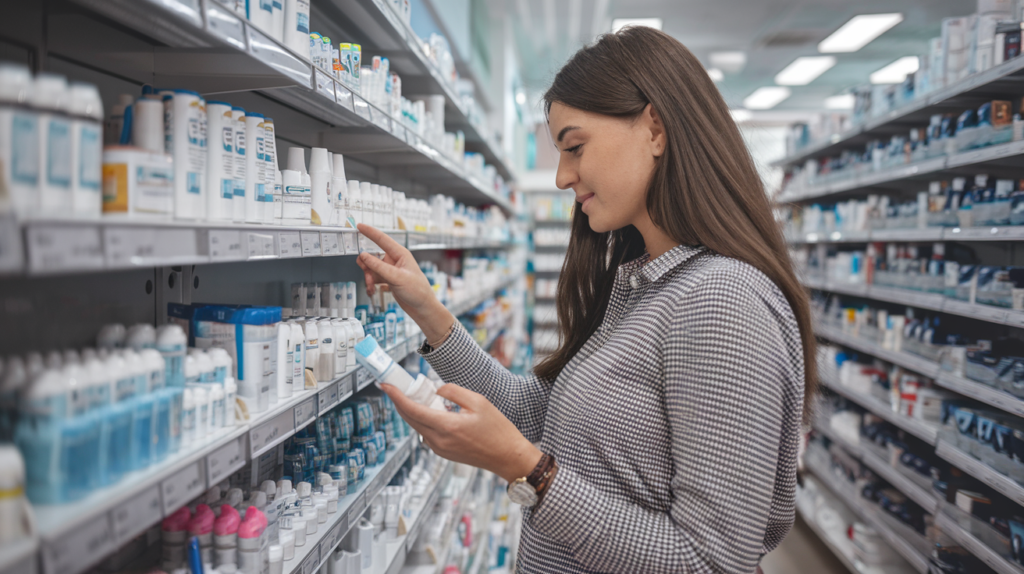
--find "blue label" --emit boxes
[47,119,72,188]
[222,180,234,199]
[255,183,265,201]
[256,136,265,161]
[79,125,102,190]
[297,13,309,34]
[187,172,201,194]
[260,0,272,11]
[11,113,39,185]
[272,0,281,8]
[234,180,245,197]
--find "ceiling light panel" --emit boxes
[818,13,904,53]
[869,56,919,84]
[744,87,791,110]
[774,56,837,85]
[825,94,855,109]
[710,51,747,73]
[611,18,662,33]
[707,68,724,82]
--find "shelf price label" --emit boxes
[246,232,276,259]
[207,434,247,486]
[27,224,104,274]
[300,231,321,256]
[369,106,391,131]
[301,545,321,574]
[111,485,162,544]
[161,460,206,515]
[318,382,339,413]
[250,408,296,457]
[337,374,354,399]
[204,0,246,50]
[320,232,341,255]
[278,232,302,258]
[294,396,317,429]
[341,231,358,254]
[353,96,372,121]
[103,227,157,268]
[43,514,115,574]
[356,368,372,390]
[208,229,245,261]
[314,69,336,102]
[335,83,354,111]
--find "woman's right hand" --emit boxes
[355,223,455,343]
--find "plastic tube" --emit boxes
[353,336,446,410]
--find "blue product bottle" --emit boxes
[16,369,71,503]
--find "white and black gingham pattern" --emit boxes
[421,245,805,574]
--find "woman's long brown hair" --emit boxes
[535,26,817,420]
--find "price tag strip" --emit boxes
[205,229,245,261]
[320,232,341,255]
[314,69,337,102]
[111,485,162,544]
[278,231,302,258]
[42,513,115,574]
[161,460,207,515]
[207,434,247,486]
[300,231,321,256]
[246,232,277,259]
[205,0,247,50]
[294,396,318,429]
[250,408,297,457]
[318,382,340,413]
[27,224,104,274]
[341,231,358,253]
[301,545,321,574]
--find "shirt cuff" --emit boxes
[417,322,483,383]
[529,464,613,557]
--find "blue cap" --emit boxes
[173,89,201,96]
[246,112,265,118]
[354,336,380,358]
[232,106,246,112]
[207,100,232,107]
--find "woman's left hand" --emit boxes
[380,383,542,482]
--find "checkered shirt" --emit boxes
[421,245,805,574]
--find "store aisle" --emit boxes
[761,515,849,574]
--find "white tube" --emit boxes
[309,148,331,226]
[166,90,207,220]
[69,82,103,218]
[205,101,235,221]
[231,107,247,222]
[346,181,361,227]
[35,74,72,217]
[262,117,277,224]
[243,112,266,223]
[276,323,293,400]
[0,63,37,217]
[284,0,311,60]
[286,147,306,173]
[280,169,310,225]
[247,0,274,35]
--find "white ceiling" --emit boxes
[504,0,978,112]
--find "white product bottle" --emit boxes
[243,112,266,223]
[105,94,133,146]
[156,324,188,388]
[275,323,293,400]
[181,388,196,446]
[68,82,103,218]
[331,319,348,377]
[330,154,348,226]
[280,169,310,225]
[224,377,237,425]
[205,101,235,221]
[165,90,207,220]
[0,63,37,217]
[270,0,284,43]
[344,318,363,369]
[317,319,335,382]
[273,168,283,223]
[262,117,277,224]
[283,0,311,60]
[125,323,156,350]
[246,0,274,35]
[34,73,72,217]
[131,97,164,152]
[140,348,166,391]
[289,322,305,387]
[193,386,210,438]
[359,182,373,227]
[97,323,127,349]
[210,385,225,430]
[303,320,319,384]
[308,147,331,226]
[346,180,362,227]
[231,106,247,222]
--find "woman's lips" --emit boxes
[577,193,595,212]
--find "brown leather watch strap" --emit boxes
[527,453,558,499]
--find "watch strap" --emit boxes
[527,453,557,499]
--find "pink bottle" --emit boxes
[214,504,241,568]
[160,506,191,570]
[237,506,267,574]
[187,504,215,564]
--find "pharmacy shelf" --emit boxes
[804,278,1024,330]
[774,55,1024,169]
[794,504,860,574]
[804,449,932,574]
[936,504,1024,574]
[780,139,1024,203]
[1,218,515,276]
[283,435,416,574]
[68,0,512,210]
[818,374,939,445]
[25,276,518,574]
[400,467,481,574]
[789,225,1024,244]
[812,419,940,514]
[382,461,455,574]
[935,439,1024,509]
[316,0,513,181]
[815,323,1024,420]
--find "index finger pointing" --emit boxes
[356,223,406,260]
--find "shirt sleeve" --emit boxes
[420,322,553,443]
[529,273,798,573]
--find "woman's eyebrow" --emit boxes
[557,126,581,142]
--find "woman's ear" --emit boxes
[644,103,666,158]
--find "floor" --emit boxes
[761,514,850,574]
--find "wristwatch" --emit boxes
[507,453,558,507]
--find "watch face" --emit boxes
[507,480,539,506]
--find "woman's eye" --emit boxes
[564,144,582,155]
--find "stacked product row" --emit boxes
[785,0,1024,157]
[796,241,1024,311]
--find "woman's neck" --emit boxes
[633,213,679,260]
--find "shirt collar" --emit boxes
[619,244,706,286]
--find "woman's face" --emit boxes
[548,102,664,233]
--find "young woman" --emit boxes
[355,26,815,574]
